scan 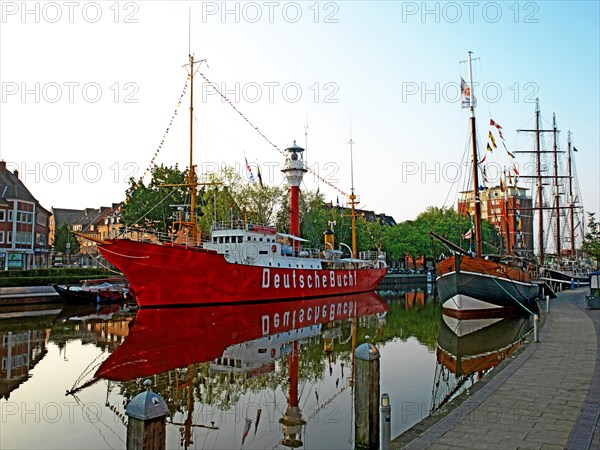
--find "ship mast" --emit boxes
[552,113,561,256]
[348,137,358,258]
[188,53,197,228]
[534,99,544,263]
[467,51,483,258]
[567,131,575,256]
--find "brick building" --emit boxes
[0,161,51,269]
[50,204,123,266]
[457,185,534,254]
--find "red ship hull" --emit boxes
[98,239,387,307]
[96,292,388,381]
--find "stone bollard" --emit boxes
[534,315,539,343]
[126,379,169,450]
[546,295,550,313]
[354,339,380,449]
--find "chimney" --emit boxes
[0,161,5,173]
[13,169,18,179]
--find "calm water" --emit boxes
[0,286,532,449]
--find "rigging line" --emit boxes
[473,258,535,315]
[71,351,106,389]
[88,253,123,274]
[72,393,125,447]
[198,71,348,197]
[127,185,180,226]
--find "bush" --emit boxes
[0,268,117,287]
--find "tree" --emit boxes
[120,164,187,232]
[53,222,81,254]
[582,212,600,268]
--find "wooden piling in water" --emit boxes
[354,341,380,449]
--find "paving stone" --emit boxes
[394,290,600,450]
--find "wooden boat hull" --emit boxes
[436,255,539,318]
[98,239,387,308]
[541,267,590,286]
[52,284,125,304]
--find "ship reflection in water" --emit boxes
[79,292,388,449]
[1,287,533,449]
[431,312,534,412]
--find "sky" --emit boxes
[1,1,599,229]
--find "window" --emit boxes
[0,232,4,244]
[7,232,11,243]
[8,210,13,222]
[0,210,5,221]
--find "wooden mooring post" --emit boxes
[354,340,380,449]
[125,380,169,450]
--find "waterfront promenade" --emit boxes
[395,287,600,449]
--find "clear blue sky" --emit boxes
[1,1,598,229]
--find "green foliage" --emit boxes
[380,206,502,264]
[53,223,81,254]
[199,166,285,235]
[121,164,188,232]
[582,212,600,267]
[0,268,113,287]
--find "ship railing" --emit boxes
[359,250,387,261]
[210,220,277,233]
[119,226,210,248]
[211,220,247,231]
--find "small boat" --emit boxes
[432,52,539,319]
[53,278,130,304]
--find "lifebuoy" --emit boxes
[271,244,277,253]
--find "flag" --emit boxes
[573,147,578,152]
[461,77,477,108]
[486,143,493,153]
[490,119,505,140]
[488,131,497,149]
[336,196,339,206]
[316,186,320,195]
[500,177,506,192]
[256,166,264,189]
[479,153,487,164]
[463,228,473,239]
[512,164,520,176]
[503,141,515,158]
[245,157,255,183]
[241,418,252,445]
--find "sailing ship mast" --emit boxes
[188,53,197,233]
[467,51,483,258]
[534,100,544,263]
[551,113,561,256]
[567,131,576,256]
[348,137,358,258]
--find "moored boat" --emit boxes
[87,54,386,307]
[432,52,538,319]
[53,278,129,304]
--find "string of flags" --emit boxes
[198,71,349,197]
[121,76,190,208]
[481,118,520,181]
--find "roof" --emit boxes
[52,205,118,231]
[327,204,397,227]
[0,161,50,214]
